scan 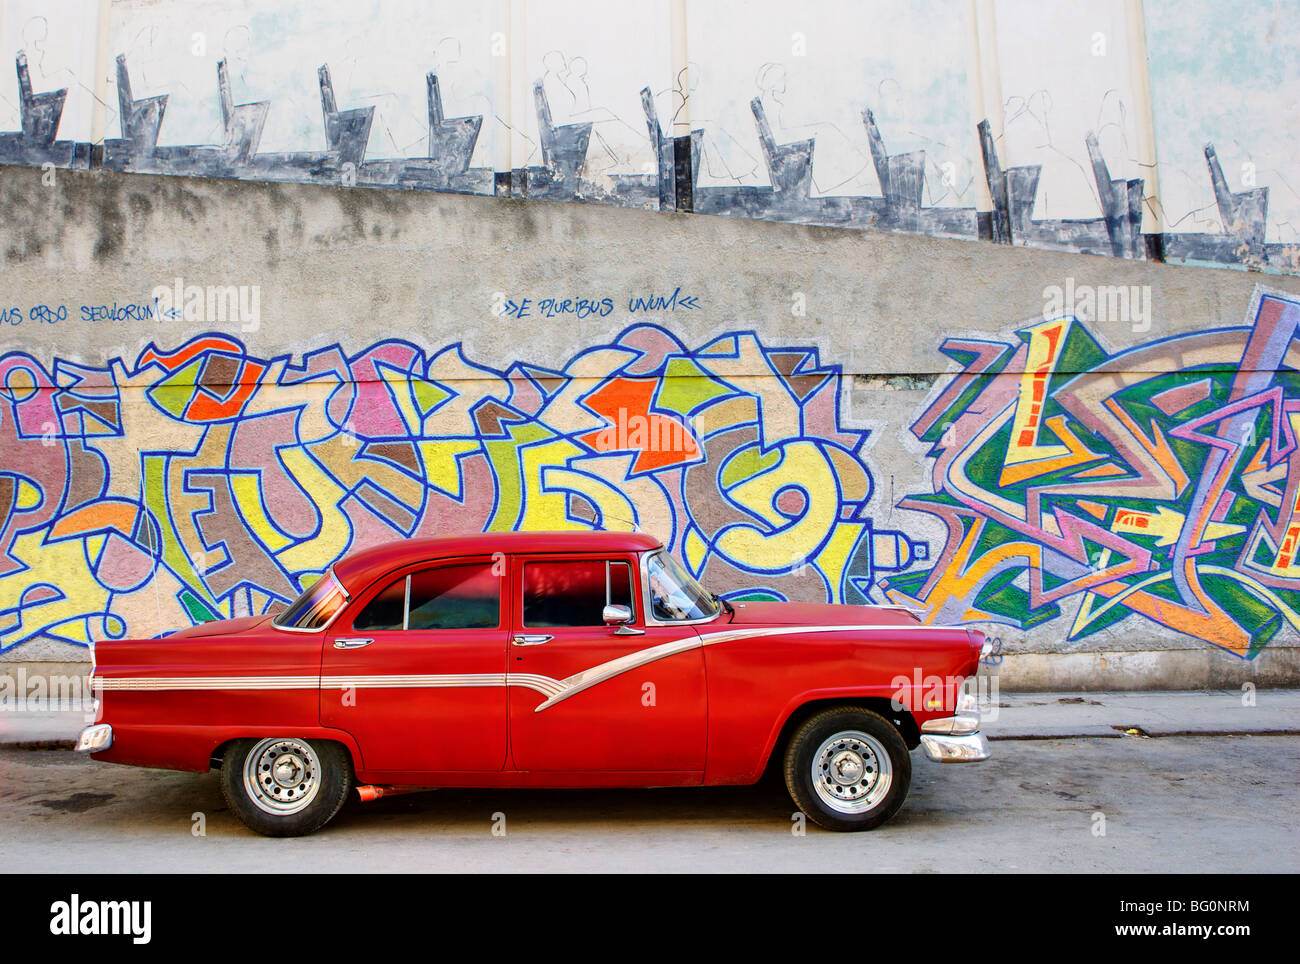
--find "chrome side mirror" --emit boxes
[602,604,642,635]
[602,604,633,625]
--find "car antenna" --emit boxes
[603,514,641,533]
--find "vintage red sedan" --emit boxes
[77,530,990,835]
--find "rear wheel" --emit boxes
[783,707,911,831]
[220,737,353,837]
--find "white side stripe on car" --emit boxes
[92,675,320,691]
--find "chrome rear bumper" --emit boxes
[75,723,113,753]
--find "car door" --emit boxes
[507,553,707,773]
[320,556,508,772]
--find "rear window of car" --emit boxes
[522,560,634,627]
[354,562,500,631]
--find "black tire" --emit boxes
[783,706,911,832]
[220,737,353,837]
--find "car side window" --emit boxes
[353,575,406,631]
[408,564,500,630]
[523,560,635,628]
[353,562,500,631]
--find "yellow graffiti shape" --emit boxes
[274,446,351,573]
[1005,318,1072,466]
[229,473,293,553]
[715,441,839,573]
[998,415,1101,486]
[0,530,110,646]
[1111,505,1244,549]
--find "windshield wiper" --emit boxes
[712,592,734,617]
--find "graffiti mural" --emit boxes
[0,325,925,653]
[885,290,1300,659]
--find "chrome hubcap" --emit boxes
[830,750,863,783]
[243,738,321,815]
[812,730,892,814]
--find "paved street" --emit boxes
[1,732,1295,873]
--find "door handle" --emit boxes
[333,637,373,650]
[512,634,553,646]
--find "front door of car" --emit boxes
[507,553,707,772]
[320,556,508,772]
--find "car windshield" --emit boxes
[273,570,348,631]
[646,551,719,621]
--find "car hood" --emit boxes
[165,613,276,639]
[723,600,920,627]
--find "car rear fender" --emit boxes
[94,723,364,774]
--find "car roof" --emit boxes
[331,530,664,592]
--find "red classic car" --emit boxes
[77,530,990,836]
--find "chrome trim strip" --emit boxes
[321,673,507,689]
[532,636,704,712]
[95,673,566,700]
[272,568,351,634]
[95,676,322,691]
[402,574,411,632]
[506,674,567,698]
[639,550,723,627]
[269,621,325,634]
[696,623,959,645]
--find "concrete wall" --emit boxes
[3,162,1300,691]
[1,0,1297,275]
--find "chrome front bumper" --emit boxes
[919,692,991,763]
[920,730,990,763]
[74,723,113,753]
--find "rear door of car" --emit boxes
[320,555,508,771]
[506,552,707,773]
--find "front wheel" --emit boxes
[783,707,911,832]
[220,737,353,837]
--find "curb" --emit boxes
[987,727,1300,740]
[1,739,76,750]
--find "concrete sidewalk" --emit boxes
[2,690,1298,749]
